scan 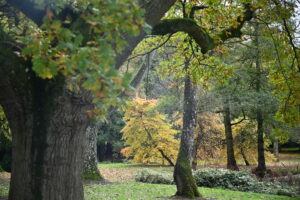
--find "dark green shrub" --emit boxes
[135,167,298,197]
[193,168,256,190]
[135,169,174,185]
[193,168,297,196]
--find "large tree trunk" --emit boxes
[2,75,92,200]
[223,98,239,171]
[254,23,266,178]
[174,76,201,198]
[83,124,103,182]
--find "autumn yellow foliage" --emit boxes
[121,97,179,165]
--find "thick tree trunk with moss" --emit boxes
[174,76,201,198]
[83,124,103,181]
[223,98,239,171]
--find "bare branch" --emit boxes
[126,34,173,62]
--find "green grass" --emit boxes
[1,181,298,200]
[0,183,9,197]
[98,162,143,169]
[98,162,173,173]
[280,159,300,162]
[85,182,299,200]
[281,147,300,152]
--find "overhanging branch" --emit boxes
[152,18,214,54]
[218,4,255,42]
[152,4,256,54]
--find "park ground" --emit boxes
[1,151,300,200]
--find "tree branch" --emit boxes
[158,148,175,166]
[127,34,173,62]
[230,109,247,126]
[152,4,256,54]
[189,5,208,19]
[217,4,255,42]
[152,18,214,54]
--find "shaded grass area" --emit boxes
[281,147,300,152]
[85,182,299,200]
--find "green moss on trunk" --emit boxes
[174,151,201,199]
[83,169,103,181]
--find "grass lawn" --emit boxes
[0,180,298,200]
[281,147,300,152]
[1,161,300,199]
[85,182,299,200]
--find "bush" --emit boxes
[135,169,174,185]
[135,168,298,197]
[194,168,297,196]
[194,168,257,190]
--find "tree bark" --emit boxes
[254,23,266,178]
[223,98,239,171]
[173,76,201,198]
[2,75,92,200]
[83,124,103,182]
[0,30,91,200]
[273,139,279,161]
[192,121,204,170]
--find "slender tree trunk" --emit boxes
[273,139,279,161]
[223,98,239,171]
[254,23,266,178]
[174,75,201,198]
[192,121,204,170]
[256,111,266,177]
[83,123,103,182]
[240,147,250,166]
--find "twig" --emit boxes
[126,34,173,62]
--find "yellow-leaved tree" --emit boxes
[121,97,179,166]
